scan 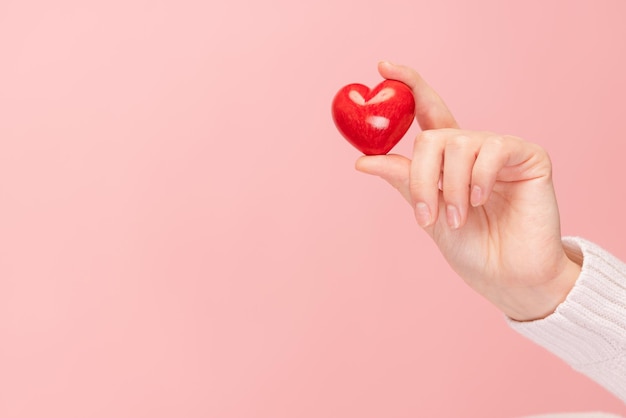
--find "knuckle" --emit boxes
[416,129,439,144]
[471,163,490,180]
[485,134,506,149]
[443,183,470,197]
[532,144,553,172]
[409,178,429,195]
[446,134,471,151]
[532,143,549,159]
[408,180,435,203]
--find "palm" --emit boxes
[430,174,564,305]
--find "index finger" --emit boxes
[378,61,459,131]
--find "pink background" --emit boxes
[1,1,625,417]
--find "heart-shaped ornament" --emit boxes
[332,80,415,155]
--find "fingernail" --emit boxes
[447,205,461,229]
[415,202,431,227]
[470,185,482,207]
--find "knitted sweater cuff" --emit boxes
[506,237,626,402]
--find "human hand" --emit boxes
[356,62,581,321]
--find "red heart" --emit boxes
[331,80,415,155]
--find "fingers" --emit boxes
[410,130,481,228]
[377,61,459,131]
[408,131,446,227]
[441,135,478,228]
[358,64,549,231]
[470,135,538,206]
[406,131,544,230]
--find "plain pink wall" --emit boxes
[1,0,625,417]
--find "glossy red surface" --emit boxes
[331,80,415,155]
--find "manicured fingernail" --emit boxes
[470,185,482,207]
[447,205,461,229]
[415,202,431,227]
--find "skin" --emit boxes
[355,61,582,322]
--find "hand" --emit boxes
[356,62,581,321]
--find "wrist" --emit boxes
[500,250,582,322]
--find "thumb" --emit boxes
[378,61,459,131]
[355,154,412,204]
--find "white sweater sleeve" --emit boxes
[507,237,626,404]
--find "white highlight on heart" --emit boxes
[367,115,390,130]
[348,90,366,105]
[348,87,396,105]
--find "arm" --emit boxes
[357,61,580,322]
[356,62,624,403]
